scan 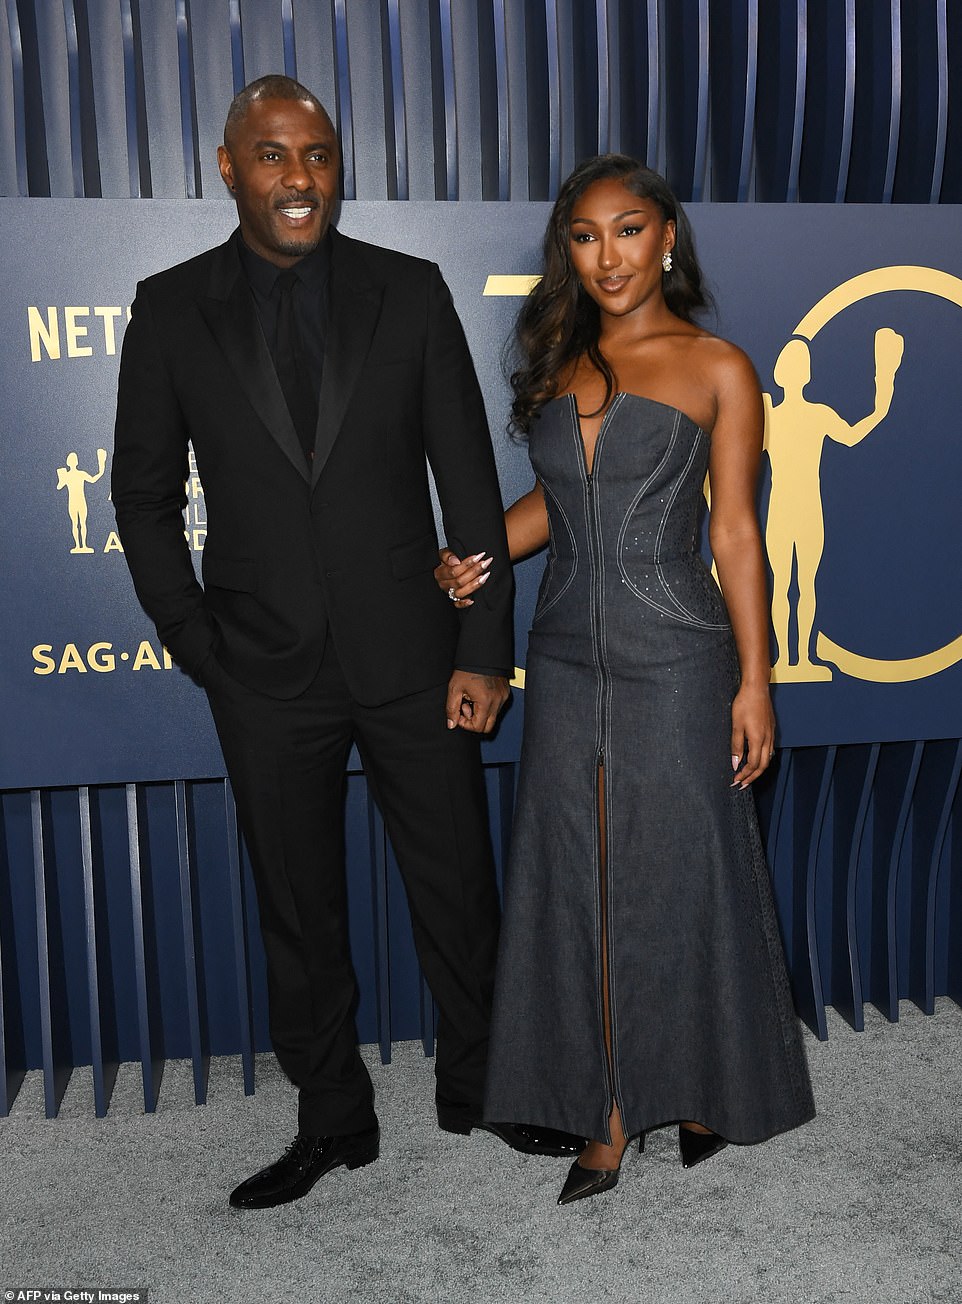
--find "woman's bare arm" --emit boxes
[706,345,775,787]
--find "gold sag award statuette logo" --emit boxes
[56,448,108,552]
[767,265,962,684]
[53,448,207,556]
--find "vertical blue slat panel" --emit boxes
[78,786,117,1116]
[475,0,510,199]
[946,792,962,1008]
[760,751,793,962]
[187,0,236,201]
[646,0,659,170]
[930,0,948,201]
[236,0,284,85]
[690,0,709,200]
[118,0,150,197]
[844,743,879,1032]
[836,0,856,202]
[83,0,129,198]
[332,0,356,198]
[448,0,484,199]
[419,969,436,1059]
[906,742,954,1015]
[706,0,754,201]
[281,0,295,78]
[33,0,71,193]
[437,0,457,198]
[61,0,85,194]
[32,790,72,1116]
[126,783,163,1111]
[174,0,201,197]
[137,0,182,198]
[228,0,244,93]
[492,0,508,197]
[341,0,390,198]
[808,746,836,1040]
[882,0,901,202]
[521,0,550,198]
[383,0,407,198]
[174,780,208,1103]
[1,0,29,194]
[790,748,832,1039]
[0,793,28,1115]
[562,0,593,171]
[503,0,529,197]
[285,3,338,166]
[924,742,962,1012]
[785,0,806,203]
[65,0,101,195]
[224,782,254,1095]
[883,740,923,1020]
[738,0,758,201]
[595,0,609,154]
[544,0,560,196]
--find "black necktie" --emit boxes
[274,269,318,461]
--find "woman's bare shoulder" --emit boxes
[687,332,760,397]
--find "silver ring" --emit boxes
[447,586,458,603]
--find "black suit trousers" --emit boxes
[202,637,501,1136]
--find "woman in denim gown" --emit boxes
[439,156,815,1205]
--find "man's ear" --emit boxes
[217,145,236,192]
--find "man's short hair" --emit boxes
[224,75,329,149]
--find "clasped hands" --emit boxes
[438,548,508,733]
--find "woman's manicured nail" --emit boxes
[481,556,494,570]
[477,572,490,585]
[732,755,740,770]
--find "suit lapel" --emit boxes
[198,237,311,484]
[311,230,384,487]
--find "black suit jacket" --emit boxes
[112,228,513,704]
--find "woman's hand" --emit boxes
[730,682,776,788]
[434,548,492,608]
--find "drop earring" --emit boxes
[662,250,673,273]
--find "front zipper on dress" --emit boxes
[573,393,625,1143]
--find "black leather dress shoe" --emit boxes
[436,1100,585,1157]
[228,1126,380,1209]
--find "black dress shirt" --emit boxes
[236,229,331,408]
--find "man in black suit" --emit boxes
[112,75,581,1209]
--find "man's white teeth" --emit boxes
[281,207,312,218]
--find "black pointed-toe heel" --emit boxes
[557,1158,620,1205]
[678,1125,728,1169]
[558,1131,645,1205]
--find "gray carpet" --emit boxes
[2,1001,961,1304]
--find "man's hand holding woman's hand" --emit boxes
[436,547,508,731]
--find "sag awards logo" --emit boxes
[766,265,962,685]
[488,264,961,689]
[52,447,207,556]
[36,444,206,677]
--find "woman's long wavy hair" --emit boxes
[509,155,711,435]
